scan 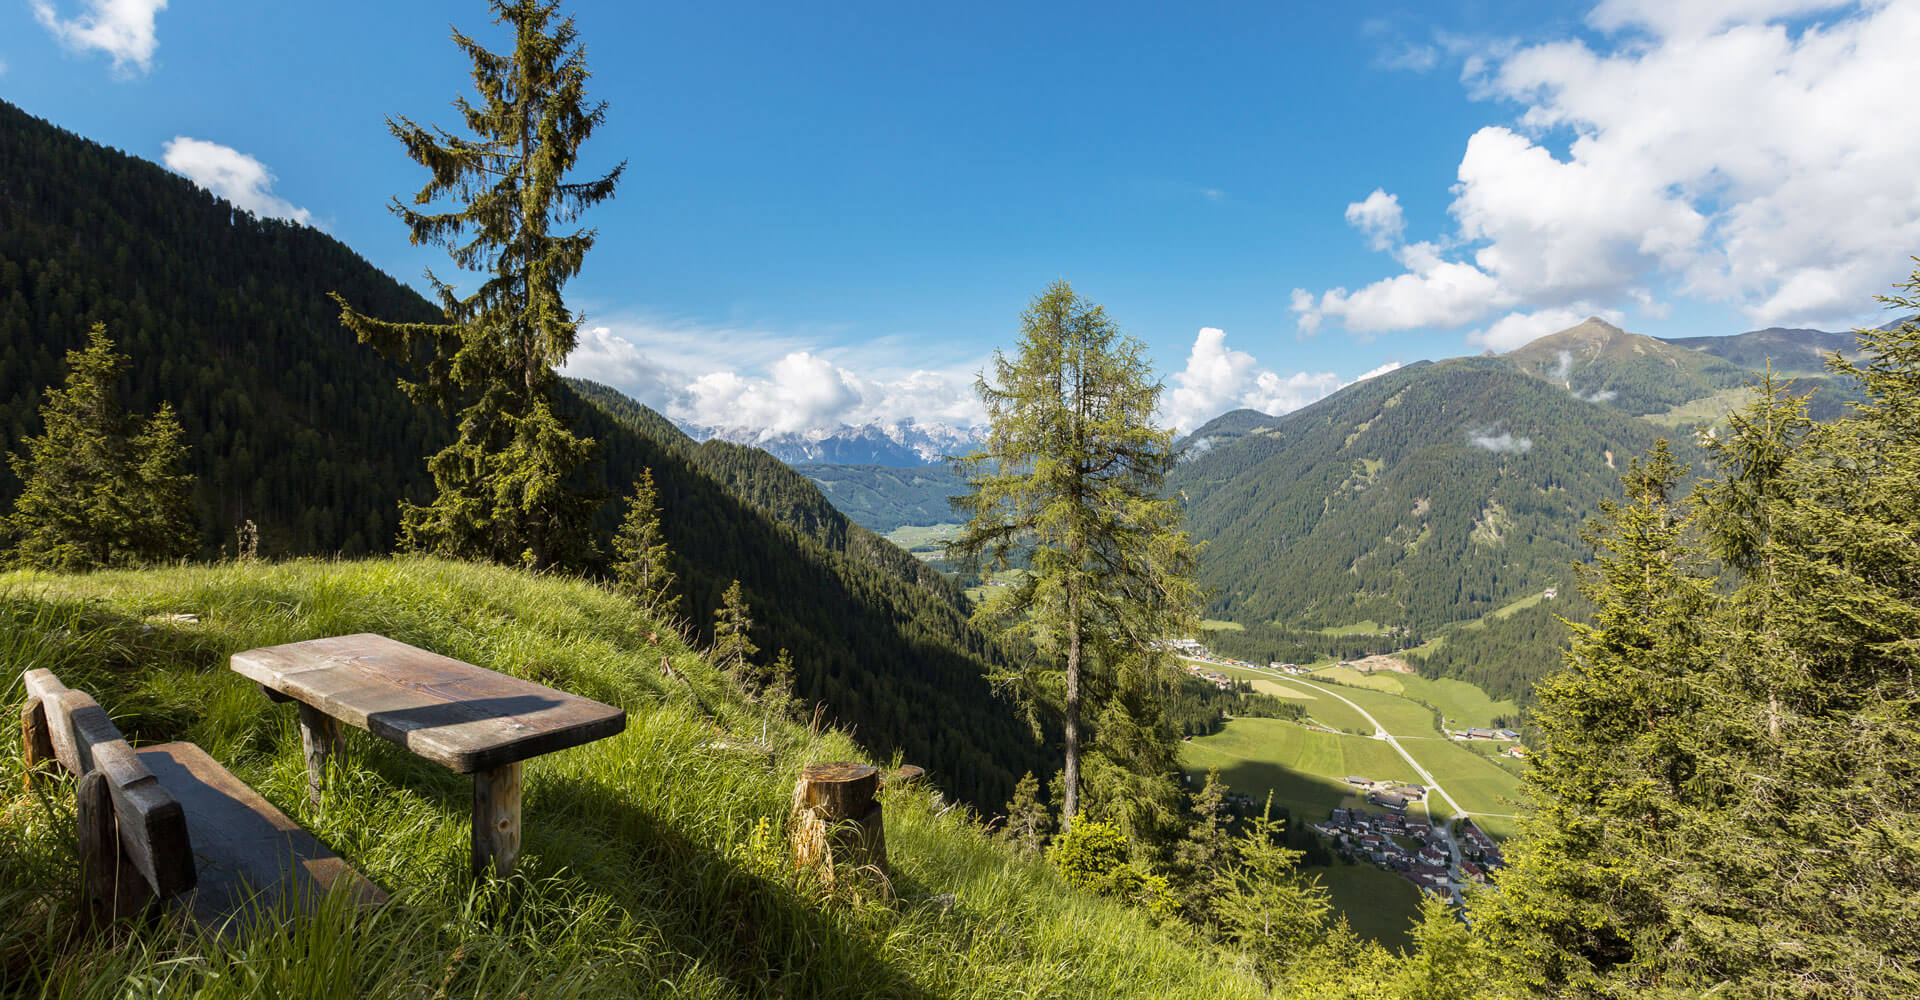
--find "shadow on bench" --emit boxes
[19,669,388,930]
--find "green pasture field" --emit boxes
[882,522,962,551]
[1210,665,1374,732]
[1314,620,1388,636]
[1180,719,1414,822]
[1311,668,1520,731]
[1211,667,1527,840]
[1306,863,1423,948]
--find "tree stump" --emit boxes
[791,762,889,895]
[888,764,925,788]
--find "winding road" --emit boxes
[1273,672,1468,818]
[1180,656,1470,819]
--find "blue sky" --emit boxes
[5,1,1917,435]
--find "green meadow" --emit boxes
[0,558,1270,1000]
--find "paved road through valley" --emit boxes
[1182,657,1470,819]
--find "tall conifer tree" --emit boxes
[334,0,622,569]
[949,280,1200,831]
[4,324,196,570]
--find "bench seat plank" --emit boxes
[137,742,388,924]
[231,633,625,773]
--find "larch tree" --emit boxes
[4,323,196,571]
[333,0,622,570]
[949,280,1200,832]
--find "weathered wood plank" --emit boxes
[21,668,68,703]
[232,633,625,773]
[295,702,345,808]
[21,696,56,788]
[76,770,154,929]
[471,762,522,880]
[138,742,388,923]
[89,737,196,899]
[24,673,197,899]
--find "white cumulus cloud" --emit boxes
[1297,0,1920,338]
[1465,304,1626,352]
[162,138,313,225]
[559,323,988,436]
[34,0,166,76]
[1345,189,1407,251]
[1293,240,1511,335]
[1160,328,1408,434]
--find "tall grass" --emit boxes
[0,557,1269,999]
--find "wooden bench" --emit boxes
[18,669,387,928]
[231,633,626,878]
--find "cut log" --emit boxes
[472,762,522,879]
[888,765,926,788]
[295,702,345,808]
[790,762,889,894]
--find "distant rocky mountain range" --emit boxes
[680,419,983,467]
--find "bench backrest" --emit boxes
[21,669,196,898]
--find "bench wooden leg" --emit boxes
[295,703,344,809]
[471,762,522,879]
[77,771,154,929]
[21,696,56,789]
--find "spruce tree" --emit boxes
[711,580,759,683]
[1479,265,1920,996]
[612,468,678,618]
[997,770,1053,857]
[1476,440,1719,993]
[4,324,196,570]
[1171,768,1235,925]
[949,280,1201,831]
[333,0,622,569]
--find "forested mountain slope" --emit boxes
[0,99,1042,808]
[1665,324,1865,375]
[1173,358,1685,633]
[793,462,967,533]
[0,100,444,555]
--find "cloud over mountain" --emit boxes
[1294,0,1920,338]
[162,138,312,225]
[1160,327,1402,433]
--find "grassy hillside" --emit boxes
[0,558,1267,999]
